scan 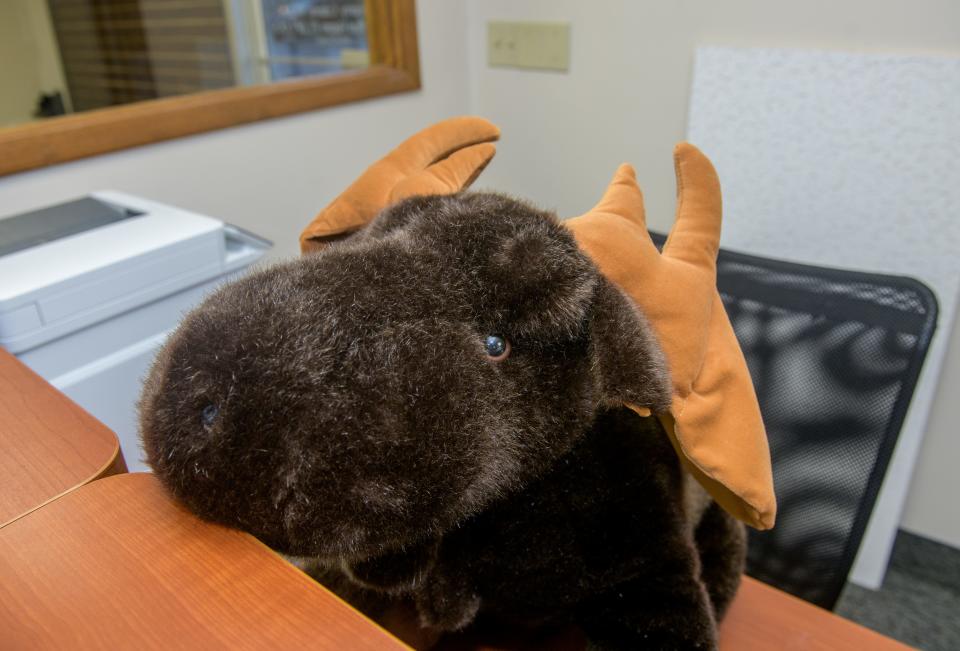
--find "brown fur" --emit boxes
[139,192,744,649]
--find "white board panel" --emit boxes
[687,46,960,588]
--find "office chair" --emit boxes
[651,232,939,609]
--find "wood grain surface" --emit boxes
[719,576,912,650]
[0,472,409,650]
[0,349,124,528]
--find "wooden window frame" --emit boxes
[0,0,419,178]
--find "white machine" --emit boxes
[0,191,271,471]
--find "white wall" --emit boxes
[466,0,960,549]
[0,0,471,259]
[905,320,960,547]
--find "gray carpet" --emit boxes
[836,530,960,650]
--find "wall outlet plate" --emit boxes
[487,21,570,72]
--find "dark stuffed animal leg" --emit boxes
[576,549,718,651]
[413,569,481,632]
[694,502,746,621]
[299,558,400,620]
[300,559,443,650]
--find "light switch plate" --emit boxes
[487,21,570,72]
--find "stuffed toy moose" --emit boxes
[139,117,775,650]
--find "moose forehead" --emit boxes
[311,193,598,331]
[356,193,576,261]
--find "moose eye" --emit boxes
[484,335,510,361]
[201,404,219,429]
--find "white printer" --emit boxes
[0,191,271,471]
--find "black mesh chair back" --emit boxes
[649,232,938,609]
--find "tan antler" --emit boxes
[566,144,776,530]
[300,116,500,254]
[664,143,723,268]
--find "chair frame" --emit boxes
[650,231,939,608]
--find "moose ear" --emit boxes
[589,279,672,415]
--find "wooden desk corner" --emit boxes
[0,348,125,528]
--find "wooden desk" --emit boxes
[0,349,124,528]
[0,474,911,650]
[720,576,911,650]
[0,473,408,650]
